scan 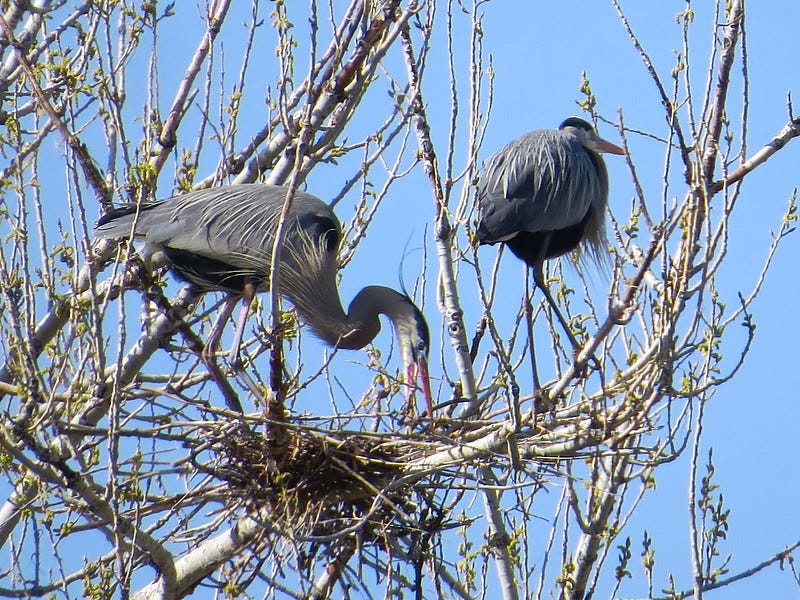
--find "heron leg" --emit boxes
[226,282,265,399]
[532,267,581,351]
[203,296,237,364]
[532,266,600,372]
[200,296,244,413]
[528,236,584,355]
[523,268,541,392]
[227,283,256,370]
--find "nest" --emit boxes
[192,419,444,541]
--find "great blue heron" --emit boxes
[95,184,433,417]
[476,117,624,348]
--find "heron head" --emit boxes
[396,299,434,419]
[559,117,625,156]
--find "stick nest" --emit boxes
[192,420,445,540]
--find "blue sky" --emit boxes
[460,3,800,597]
[178,2,798,596]
[312,2,800,597]
[4,1,797,597]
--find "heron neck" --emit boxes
[291,284,409,351]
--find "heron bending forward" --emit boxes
[476,117,624,348]
[95,184,433,417]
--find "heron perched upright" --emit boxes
[476,117,624,347]
[95,184,433,417]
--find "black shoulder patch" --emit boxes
[298,212,340,253]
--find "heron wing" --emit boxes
[95,184,341,288]
[476,130,606,243]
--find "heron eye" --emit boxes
[416,341,427,354]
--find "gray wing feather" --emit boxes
[477,130,608,242]
[95,184,340,274]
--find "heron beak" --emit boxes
[592,136,625,155]
[406,356,434,419]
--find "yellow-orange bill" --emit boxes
[407,358,434,419]
[597,137,625,155]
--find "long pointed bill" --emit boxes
[406,357,434,419]
[594,136,625,155]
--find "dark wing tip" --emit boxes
[95,202,164,232]
[95,205,140,229]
